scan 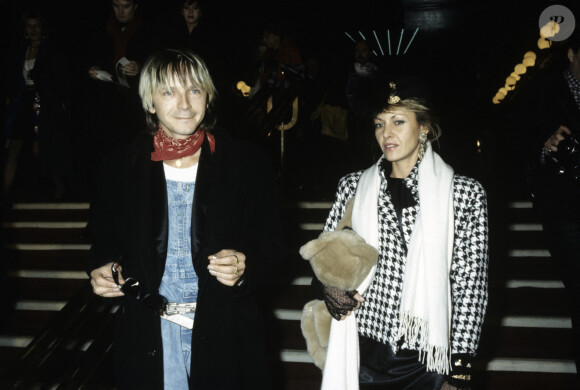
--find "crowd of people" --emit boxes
[1,0,411,207]
[4,0,580,389]
[0,1,331,205]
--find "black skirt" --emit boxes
[359,335,446,390]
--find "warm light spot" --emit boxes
[505,76,517,90]
[537,37,552,50]
[523,51,536,60]
[540,21,560,38]
[514,64,527,75]
[510,72,520,81]
[236,81,251,97]
[523,56,535,67]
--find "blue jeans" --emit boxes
[160,312,195,389]
[159,179,198,388]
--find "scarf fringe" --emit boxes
[398,312,451,375]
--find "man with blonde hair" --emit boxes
[88,48,284,389]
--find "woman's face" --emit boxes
[25,18,43,42]
[374,108,425,169]
[182,2,201,26]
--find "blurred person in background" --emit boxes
[4,9,71,205]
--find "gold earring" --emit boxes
[418,131,428,161]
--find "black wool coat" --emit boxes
[513,70,580,222]
[88,129,285,389]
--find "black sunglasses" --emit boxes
[111,263,141,298]
[111,263,168,315]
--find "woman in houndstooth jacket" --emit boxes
[312,77,488,390]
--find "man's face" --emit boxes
[354,42,371,65]
[112,0,138,23]
[263,32,280,50]
[149,75,207,140]
[25,18,43,42]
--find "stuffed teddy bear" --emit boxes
[299,198,378,369]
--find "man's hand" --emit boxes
[88,65,102,80]
[544,125,571,154]
[208,250,246,287]
[89,262,125,298]
[122,61,141,76]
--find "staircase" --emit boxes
[1,200,579,389]
[0,203,91,379]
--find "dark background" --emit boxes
[1,0,578,186]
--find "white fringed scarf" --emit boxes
[320,142,454,390]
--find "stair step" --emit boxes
[0,347,25,378]
[0,311,59,336]
[270,285,315,311]
[501,257,559,280]
[4,208,90,222]
[3,228,90,244]
[480,326,574,359]
[274,362,321,390]
[9,270,89,279]
[8,278,86,301]
[5,250,90,270]
[502,287,570,316]
[478,371,580,390]
[504,231,547,248]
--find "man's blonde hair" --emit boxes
[139,48,217,132]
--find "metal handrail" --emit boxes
[5,284,116,389]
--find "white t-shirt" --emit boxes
[163,162,198,182]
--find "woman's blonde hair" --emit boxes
[383,98,442,142]
[139,48,217,132]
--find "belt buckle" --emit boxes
[163,302,196,315]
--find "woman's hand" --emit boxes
[208,250,246,287]
[346,292,365,318]
[544,125,571,154]
[323,286,365,320]
[89,262,124,298]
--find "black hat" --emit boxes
[386,75,432,104]
[368,75,433,120]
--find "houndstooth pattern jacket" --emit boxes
[323,160,488,355]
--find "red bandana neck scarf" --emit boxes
[150,127,215,162]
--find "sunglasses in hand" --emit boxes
[111,262,142,299]
[110,262,168,316]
